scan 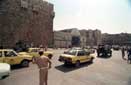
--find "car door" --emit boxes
[0,51,4,63]
[85,51,92,61]
[3,50,19,65]
[77,50,88,63]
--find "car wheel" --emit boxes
[75,61,80,67]
[64,61,69,66]
[21,60,29,67]
[64,63,67,66]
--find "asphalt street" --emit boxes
[0,49,131,85]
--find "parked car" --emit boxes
[59,49,94,67]
[0,49,32,67]
[112,45,120,50]
[18,48,53,59]
[97,45,112,57]
[0,63,11,79]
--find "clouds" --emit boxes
[48,0,131,33]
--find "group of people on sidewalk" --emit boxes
[121,47,131,64]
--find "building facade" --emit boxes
[102,33,131,46]
[54,28,81,48]
[0,0,54,48]
[54,31,72,48]
[54,28,102,48]
[80,29,102,46]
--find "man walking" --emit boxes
[33,51,52,85]
[121,47,126,60]
[127,47,131,64]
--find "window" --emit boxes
[85,52,90,55]
[21,0,28,9]
[0,51,2,57]
[32,5,39,14]
[51,11,55,19]
[77,51,85,56]
[0,0,7,15]
[32,5,38,11]
[4,51,17,57]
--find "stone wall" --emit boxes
[54,29,102,48]
[80,29,102,46]
[0,0,54,48]
[54,31,72,48]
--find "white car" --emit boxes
[0,63,11,79]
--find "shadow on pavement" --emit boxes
[11,65,28,70]
[55,62,93,73]
[0,75,9,80]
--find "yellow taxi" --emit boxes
[0,49,32,67]
[59,48,94,67]
[19,48,53,59]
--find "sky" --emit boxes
[47,0,131,33]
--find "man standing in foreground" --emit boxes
[33,51,52,85]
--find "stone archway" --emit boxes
[71,28,81,47]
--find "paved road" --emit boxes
[0,49,131,85]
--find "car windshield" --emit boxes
[64,50,77,56]
[4,51,18,56]
[13,51,18,55]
